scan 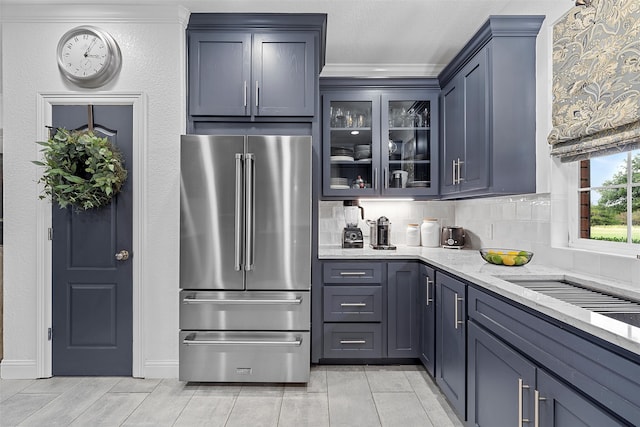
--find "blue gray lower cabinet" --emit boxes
[419,264,436,376]
[387,262,420,358]
[468,286,638,426]
[436,272,467,419]
[468,321,627,426]
[320,261,419,360]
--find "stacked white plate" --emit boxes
[330,177,350,189]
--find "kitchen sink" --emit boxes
[501,277,640,328]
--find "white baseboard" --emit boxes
[142,360,179,379]
[0,359,40,379]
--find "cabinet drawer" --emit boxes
[323,262,382,284]
[323,286,382,322]
[323,323,382,359]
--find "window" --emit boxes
[578,150,640,246]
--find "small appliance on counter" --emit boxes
[342,200,364,248]
[441,225,465,249]
[370,216,396,250]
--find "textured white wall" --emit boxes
[1,4,186,378]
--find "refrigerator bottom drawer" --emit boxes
[179,331,310,383]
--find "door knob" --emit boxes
[115,250,130,261]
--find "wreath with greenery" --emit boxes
[34,128,128,210]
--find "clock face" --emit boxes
[57,26,121,88]
[60,31,109,79]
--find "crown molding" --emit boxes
[0,4,190,26]
[320,63,445,79]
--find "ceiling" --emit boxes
[2,0,573,77]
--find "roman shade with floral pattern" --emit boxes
[548,0,640,162]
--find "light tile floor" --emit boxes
[0,364,464,426]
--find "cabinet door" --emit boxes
[440,77,464,195]
[460,47,489,193]
[253,32,315,116]
[419,264,436,376]
[537,369,627,427]
[468,321,537,427]
[381,91,439,197]
[436,272,466,418]
[188,31,251,116]
[387,262,420,358]
[322,92,381,196]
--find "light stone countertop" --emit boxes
[319,244,640,358]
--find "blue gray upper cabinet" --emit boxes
[320,78,440,199]
[187,14,326,118]
[438,15,544,198]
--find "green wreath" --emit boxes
[34,128,128,210]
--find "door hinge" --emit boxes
[48,328,52,341]
[48,228,53,240]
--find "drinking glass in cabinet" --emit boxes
[329,100,374,190]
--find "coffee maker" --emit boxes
[369,216,396,250]
[342,200,364,248]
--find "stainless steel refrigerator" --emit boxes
[179,134,311,383]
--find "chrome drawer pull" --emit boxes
[183,338,302,346]
[340,303,367,307]
[454,293,464,329]
[183,297,302,305]
[339,271,367,276]
[340,340,366,345]
[518,378,531,426]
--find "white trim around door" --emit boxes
[36,92,147,378]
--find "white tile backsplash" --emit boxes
[318,193,639,287]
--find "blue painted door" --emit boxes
[440,77,464,195]
[188,31,252,116]
[387,262,419,357]
[253,32,315,116]
[51,105,133,375]
[419,264,436,376]
[468,321,536,427]
[436,272,466,418]
[537,369,628,427]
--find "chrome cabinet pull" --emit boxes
[115,250,129,261]
[339,271,367,276]
[452,159,457,184]
[244,153,255,270]
[340,340,366,345]
[384,167,388,189]
[426,277,433,305]
[255,80,259,108]
[234,153,243,271]
[183,297,302,305]
[340,303,366,307]
[373,168,378,190]
[184,338,302,346]
[243,80,247,107]
[534,389,546,427]
[454,292,464,329]
[457,158,464,183]
[518,378,531,426]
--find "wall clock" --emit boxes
[57,26,122,88]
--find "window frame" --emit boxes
[568,151,640,256]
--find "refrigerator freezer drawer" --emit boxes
[179,331,310,383]
[180,290,310,331]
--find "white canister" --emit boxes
[406,224,421,246]
[421,218,440,247]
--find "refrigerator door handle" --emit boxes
[234,153,244,271]
[245,152,255,271]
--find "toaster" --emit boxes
[441,226,465,249]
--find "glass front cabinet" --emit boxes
[322,87,438,198]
